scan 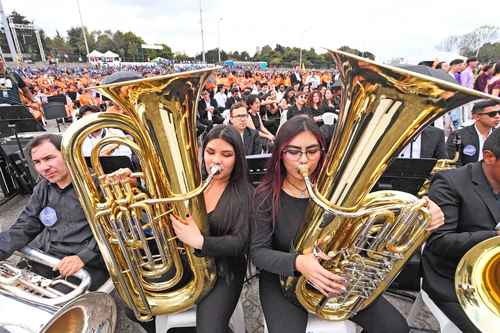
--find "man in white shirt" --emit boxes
[78,105,132,159]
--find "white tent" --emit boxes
[88,50,104,57]
[103,50,120,58]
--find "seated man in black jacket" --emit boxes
[0,133,107,290]
[447,100,500,166]
[198,88,224,130]
[229,101,265,155]
[422,127,500,332]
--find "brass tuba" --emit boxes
[455,236,500,333]
[61,68,220,321]
[282,50,500,320]
[0,247,116,333]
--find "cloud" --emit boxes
[3,0,499,60]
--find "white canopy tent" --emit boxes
[103,50,120,59]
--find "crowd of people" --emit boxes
[0,52,499,333]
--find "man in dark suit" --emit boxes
[399,126,448,159]
[290,65,302,87]
[225,87,241,110]
[422,127,500,333]
[229,101,264,155]
[198,89,224,129]
[447,100,500,166]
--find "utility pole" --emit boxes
[76,0,90,59]
[199,0,205,63]
[0,0,18,62]
[217,18,223,63]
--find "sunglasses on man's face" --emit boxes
[478,111,500,117]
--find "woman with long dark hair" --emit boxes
[121,124,253,333]
[170,124,253,333]
[251,115,445,333]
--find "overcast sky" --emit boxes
[3,0,499,61]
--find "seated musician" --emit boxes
[0,133,108,290]
[398,125,448,159]
[229,101,266,155]
[78,105,132,159]
[422,127,500,332]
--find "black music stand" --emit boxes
[374,158,437,195]
[47,94,67,105]
[246,153,271,186]
[0,105,42,158]
[374,158,437,293]
[42,102,67,132]
[85,156,134,174]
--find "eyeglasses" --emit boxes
[232,114,248,119]
[283,146,322,160]
[297,96,306,99]
[478,111,500,117]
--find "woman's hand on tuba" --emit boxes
[170,214,204,250]
[422,196,445,231]
[295,252,347,297]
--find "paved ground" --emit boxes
[0,119,442,332]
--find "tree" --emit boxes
[95,32,115,52]
[477,42,500,63]
[437,25,500,56]
[45,30,71,60]
[9,10,30,24]
[67,26,96,59]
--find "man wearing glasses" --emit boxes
[447,100,500,166]
[229,102,265,155]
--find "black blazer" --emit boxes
[290,72,302,86]
[422,162,499,302]
[242,127,263,155]
[446,124,480,166]
[198,98,224,126]
[420,126,448,159]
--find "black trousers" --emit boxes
[428,292,480,333]
[259,271,409,333]
[129,266,245,333]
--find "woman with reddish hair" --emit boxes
[251,115,445,333]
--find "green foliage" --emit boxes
[477,42,500,63]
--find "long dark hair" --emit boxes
[256,115,326,223]
[201,125,252,233]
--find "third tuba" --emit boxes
[282,50,500,320]
[455,236,500,333]
[61,68,220,321]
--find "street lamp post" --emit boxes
[299,27,311,68]
[199,0,205,63]
[76,0,90,60]
[217,18,223,64]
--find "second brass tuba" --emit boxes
[455,236,500,333]
[282,50,500,320]
[62,68,220,321]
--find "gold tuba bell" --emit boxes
[455,236,500,333]
[61,68,221,321]
[282,50,500,320]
